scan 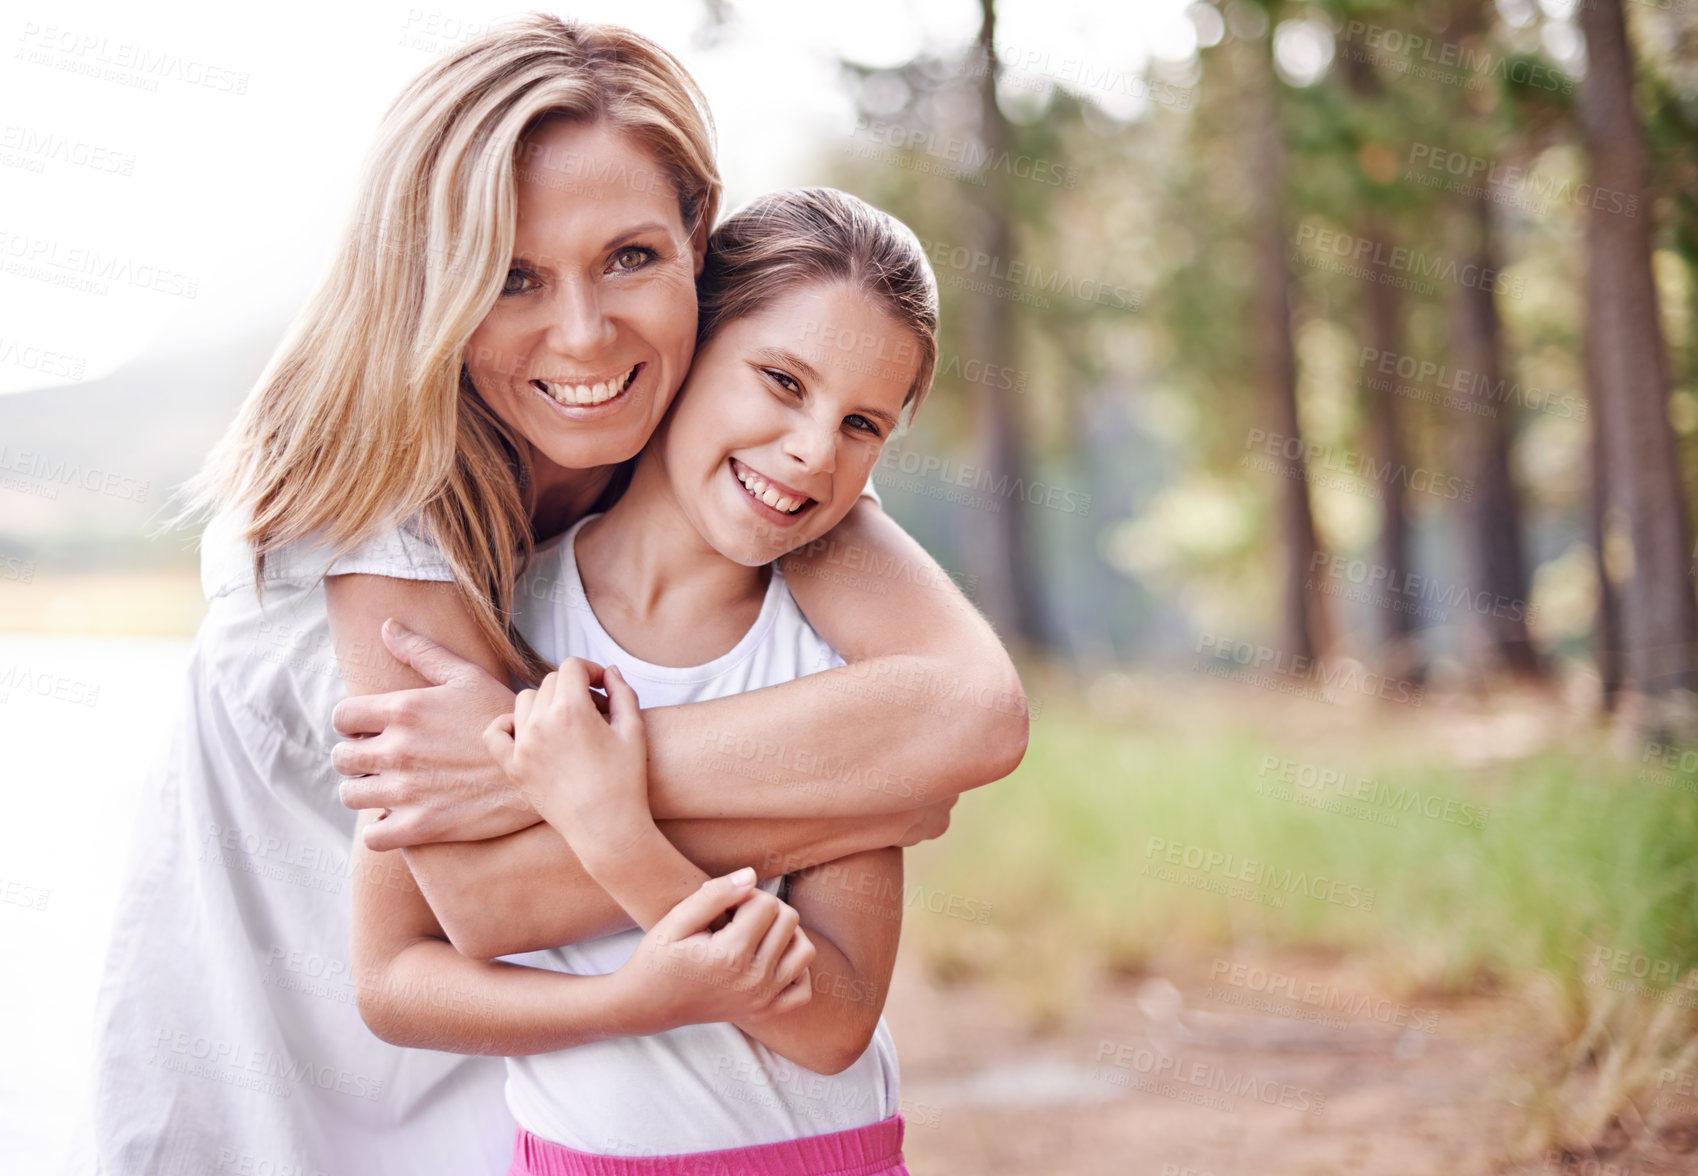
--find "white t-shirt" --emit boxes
[501,516,900,1155]
[84,510,516,1176]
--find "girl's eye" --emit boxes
[500,268,536,296]
[764,368,801,394]
[845,414,882,437]
[610,246,656,273]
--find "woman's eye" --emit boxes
[501,268,534,296]
[845,414,881,437]
[610,246,655,272]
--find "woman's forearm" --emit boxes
[405,810,918,960]
[642,499,1028,821]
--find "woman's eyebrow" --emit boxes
[749,346,822,384]
[603,222,668,249]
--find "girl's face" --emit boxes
[656,282,921,566]
[465,118,705,475]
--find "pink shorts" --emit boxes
[507,1114,909,1176]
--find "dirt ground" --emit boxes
[882,950,1698,1176]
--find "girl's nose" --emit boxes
[783,417,838,475]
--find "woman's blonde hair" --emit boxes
[179,14,720,684]
[696,188,938,415]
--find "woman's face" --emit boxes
[657,281,920,567]
[465,119,704,475]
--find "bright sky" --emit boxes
[0,0,1194,395]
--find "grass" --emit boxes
[901,666,1698,1157]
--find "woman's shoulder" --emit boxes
[199,506,456,600]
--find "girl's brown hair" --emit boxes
[178,14,721,686]
[696,187,938,416]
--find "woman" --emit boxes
[87,15,1023,1176]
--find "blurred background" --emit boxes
[4,0,1698,1171]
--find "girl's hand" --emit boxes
[484,659,650,852]
[618,868,815,1033]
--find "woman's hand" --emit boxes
[619,868,815,1034]
[332,620,532,851]
[483,659,651,857]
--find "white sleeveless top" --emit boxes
[501,517,899,1154]
[86,510,515,1176]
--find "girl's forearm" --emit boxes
[732,926,881,1076]
[357,935,640,1056]
[405,812,910,960]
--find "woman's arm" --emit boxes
[325,574,955,955]
[646,496,1028,817]
[334,500,1023,832]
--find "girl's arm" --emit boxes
[350,808,814,1054]
[489,662,897,1075]
[332,498,1025,840]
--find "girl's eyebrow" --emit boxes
[748,346,822,384]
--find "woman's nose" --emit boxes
[545,279,616,358]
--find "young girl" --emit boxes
[352,187,938,1174]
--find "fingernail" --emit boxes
[729,866,756,886]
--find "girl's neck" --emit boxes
[574,452,770,664]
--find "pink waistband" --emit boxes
[509,1114,908,1176]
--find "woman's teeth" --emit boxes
[735,465,809,514]
[534,365,636,406]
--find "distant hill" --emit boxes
[0,330,282,567]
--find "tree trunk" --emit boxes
[958,0,1046,650]
[1449,193,1540,679]
[1577,0,1698,732]
[1360,215,1421,680]
[1248,36,1326,661]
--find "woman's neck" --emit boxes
[573,452,770,666]
[526,451,618,544]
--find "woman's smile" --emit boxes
[530,362,644,410]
